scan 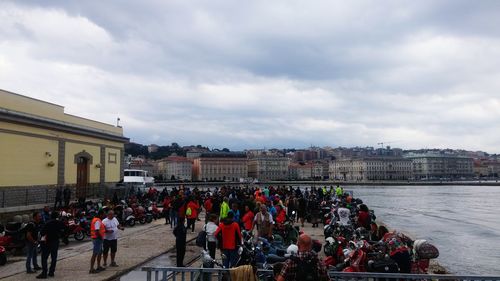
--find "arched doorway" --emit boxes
[74,151,93,200]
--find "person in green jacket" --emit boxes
[335,185,343,198]
[219,197,230,220]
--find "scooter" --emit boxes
[410,239,439,274]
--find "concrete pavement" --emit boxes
[0,219,197,281]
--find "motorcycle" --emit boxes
[61,215,86,244]
[115,204,136,227]
[132,204,148,224]
[0,222,27,254]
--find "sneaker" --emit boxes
[27,270,37,274]
[36,274,47,279]
[34,266,42,270]
[48,272,54,277]
[110,262,118,267]
[89,269,97,274]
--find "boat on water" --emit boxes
[123,169,155,187]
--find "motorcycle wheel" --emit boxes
[0,253,6,266]
[74,231,85,241]
[146,216,153,223]
[128,219,136,227]
[139,217,146,224]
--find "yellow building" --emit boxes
[0,89,128,206]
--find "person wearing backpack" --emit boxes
[204,214,218,260]
[186,197,199,233]
[276,234,330,281]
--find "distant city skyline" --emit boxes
[1,1,500,153]
[128,141,499,156]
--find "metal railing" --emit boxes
[142,266,273,281]
[142,266,500,281]
[0,185,125,209]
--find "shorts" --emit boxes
[103,239,118,254]
[92,238,103,255]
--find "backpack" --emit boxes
[186,207,192,217]
[195,225,207,248]
[291,255,324,281]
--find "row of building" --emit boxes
[147,152,478,182]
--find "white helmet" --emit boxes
[325,237,335,244]
[287,244,298,255]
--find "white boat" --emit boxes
[123,169,155,186]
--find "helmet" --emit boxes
[287,244,298,255]
[355,227,369,240]
[325,237,335,244]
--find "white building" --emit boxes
[248,157,290,181]
[155,156,193,181]
[329,157,412,181]
[405,154,474,180]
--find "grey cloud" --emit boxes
[1,1,500,152]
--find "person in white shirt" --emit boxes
[102,210,123,267]
[337,203,351,226]
[204,214,219,259]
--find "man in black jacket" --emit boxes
[173,218,187,267]
[37,212,65,279]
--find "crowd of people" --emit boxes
[15,183,432,281]
[164,184,345,280]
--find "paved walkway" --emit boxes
[0,219,197,281]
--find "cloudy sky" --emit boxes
[1,1,500,152]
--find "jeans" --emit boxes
[41,241,59,275]
[207,241,217,259]
[222,249,238,268]
[186,218,196,232]
[170,210,178,228]
[26,242,39,271]
[164,209,171,224]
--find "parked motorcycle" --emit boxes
[61,215,86,244]
[0,222,27,254]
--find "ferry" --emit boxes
[123,169,155,186]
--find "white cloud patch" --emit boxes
[1,1,500,152]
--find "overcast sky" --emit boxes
[1,1,500,152]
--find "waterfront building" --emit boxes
[329,157,412,181]
[155,156,192,181]
[288,163,313,180]
[405,153,474,180]
[248,157,290,181]
[312,161,330,180]
[192,152,247,181]
[0,89,128,204]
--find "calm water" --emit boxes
[350,185,500,275]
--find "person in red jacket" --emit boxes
[214,212,242,268]
[204,197,213,222]
[186,197,199,233]
[162,196,172,225]
[357,204,371,229]
[275,204,287,225]
[241,205,254,231]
